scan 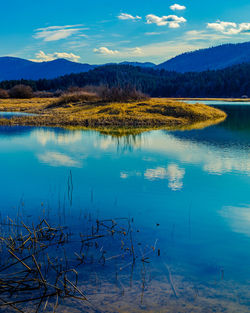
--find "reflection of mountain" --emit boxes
[0,126,32,137]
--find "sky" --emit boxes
[0,0,250,64]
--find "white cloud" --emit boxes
[118,13,141,20]
[145,32,163,36]
[146,14,186,28]
[131,47,143,55]
[33,25,84,41]
[130,40,200,61]
[30,51,81,62]
[170,4,186,11]
[207,21,250,35]
[185,30,229,41]
[93,47,119,55]
[93,46,143,57]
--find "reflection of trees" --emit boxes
[91,117,226,152]
[164,105,250,148]
[216,105,250,134]
[97,129,145,152]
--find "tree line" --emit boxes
[0,63,249,98]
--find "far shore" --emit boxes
[0,97,227,133]
[168,97,250,102]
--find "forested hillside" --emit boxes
[0,62,249,98]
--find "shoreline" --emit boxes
[168,97,250,102]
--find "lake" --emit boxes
[0,111,35,119]
[0,102,250,312]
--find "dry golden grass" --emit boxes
[0,97,226,131]
[0,98,52,112]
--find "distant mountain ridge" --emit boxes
[0,57,156,81]
[0,41,250,81]
[156,42,250,72]
[0,57,95,81]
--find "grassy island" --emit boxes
[0,97,227,131]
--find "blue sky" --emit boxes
[0,0,250,64]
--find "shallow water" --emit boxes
[0,111,35,119]
[0,103,250,312]
[184,100,250,106]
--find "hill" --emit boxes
[157,42,250,72]
[1,62,249,98]
[0,57,96,81]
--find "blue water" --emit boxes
[0,111,35,119]
[0,103,250,311]
[185,100,250,106]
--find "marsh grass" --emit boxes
[0,98,226,131]
[0,211,158,312]
[49,92,99,108]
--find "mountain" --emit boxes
[0,57,156,81]
[0,57,96,81]
[157,42,250,72]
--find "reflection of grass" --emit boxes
[0,98,226,132]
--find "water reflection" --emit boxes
[144,164,185,190]
[0,111,35,119]
[34,128,83,145]
[37,151,82,167]
[221,205,250,237]
[0,103,249,312]
[22,105,249,178]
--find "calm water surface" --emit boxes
[0,102,250,312]
[0,111,35,119]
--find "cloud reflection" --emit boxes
[144,163,185,191]
[221,205,250,237]
[144,131,250,176]
[37,151,82,168]
[33,129,82,146]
